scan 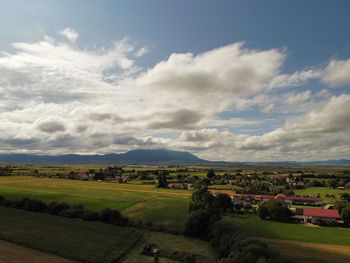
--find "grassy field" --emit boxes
[295,187,350,203]
[0,206,144,263]
[227,216,350,246]
[0,176,190,230]
[124,232,217,263]
[0,206,216,263]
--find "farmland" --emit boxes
[227,216,350,246]
[0,176,190,230]
[295,187,350,204]
[0,206,144,263]
[0,206,216,263]
[0,239,75,263]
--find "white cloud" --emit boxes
[235,94,350,160]
[321,58,350,87]
[59,28,79,43]
[0,31,349,161]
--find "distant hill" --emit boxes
[0,149,208,164]
[0,149,349,165]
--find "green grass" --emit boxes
[226,216,350,246]
[0,206,144,263]
[0,176,190,230]
[295,187,350,203]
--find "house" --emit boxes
[303,208,340,224]
[274,194,323,206]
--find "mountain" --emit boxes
[0,149,349,165]
[0,149,207,164]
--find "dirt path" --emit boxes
[261,238,350,263]
[0,240,76,263]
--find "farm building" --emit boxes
[302,208,340,224]
[209,190,323,206]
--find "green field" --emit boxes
[0,206,216,263]
[0,176,191,230]
[227,216,350,246]
[0,206,143,263]
[295,187,350,203]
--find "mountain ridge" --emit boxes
[0,149,349,165]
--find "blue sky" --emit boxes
[0,0,350,161]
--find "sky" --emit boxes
[0,0,350,161]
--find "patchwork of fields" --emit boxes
[0,206,216,263]
[0,206,143,262]
[0,176,190,230]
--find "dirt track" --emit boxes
[0,240,75,263]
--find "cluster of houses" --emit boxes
[209,189,341,224]
[209,190,323,206]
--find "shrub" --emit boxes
[209,220,243,258]
[81,210,99,221]
[24,199,47,212]
[58,208,84,218]
[258,199,291,222]
[184,209,220,238]
[48,202,70,215]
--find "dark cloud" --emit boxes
[37,120,66,133]
[148,109,203,130]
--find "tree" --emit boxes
[341,204,350,224]
[157,172,168,188]
[329,179,338,189]
[212,193,232,213]
[184,209,219,237]
[258,199,291,222]
[190,187,214,211]
[207,169,216,180]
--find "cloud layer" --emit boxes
[0,29,349,161]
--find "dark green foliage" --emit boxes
[207,169,216,179]
[81,210,99,221]
[209,220,242,258]
[190,186,214,211]
[258,199,291,222]
[157,172,168,188]
[341,204,350,224]
[58,205,85,218]
[48,202,70,215]
[212,193,232,214]
[23,198,47,212]
[184,209,220,238]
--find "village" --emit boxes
[29,164,350,227]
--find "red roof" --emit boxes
[303,208,340,219]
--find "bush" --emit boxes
[212,193,232,214]
[48,202,70,215]
[209,220,243,258]
[184,209,220,238]
[99,208,122,223]
[114,215,129,226]
[24,198,47,212]
[258,199,291,222]
[81,210,99,221]
[58,208,84,218]
[221,238,290,263]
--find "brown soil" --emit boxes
[0,240,76,263]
